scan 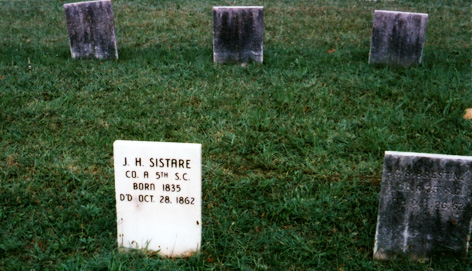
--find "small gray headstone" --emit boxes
[213,6,264,64]
[374,151,472,260]
[369,10,428,66]
[64,0,118,59]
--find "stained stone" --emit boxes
[369,10,428,66]
[64,0,118,59]
[374,151,472,260]
[213,6,264,64]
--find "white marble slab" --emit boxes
[114,140,201,257]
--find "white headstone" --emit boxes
[114,140,202,257]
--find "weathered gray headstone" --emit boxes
[369,10,428,66]
[374,151,472,260]
[213,6,264,64]
[64,0,118,59]
[114,140,202,257]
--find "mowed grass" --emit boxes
[1,0,471,270]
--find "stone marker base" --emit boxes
[213,6,264,64]
[374,151,472,260]
[64,0,118,59]
[369,10,428,66]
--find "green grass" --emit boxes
[1,0,471,270]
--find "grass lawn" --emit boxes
[1,0,471,270]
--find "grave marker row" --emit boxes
[64,1,428,66]
[65,0,465,263]
[114,141,472,261]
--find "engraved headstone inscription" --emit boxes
[374,151,472,260]
[369,10,428,66]
[64,0,118,59]
[114,140,201,257]
[213,6,264,64]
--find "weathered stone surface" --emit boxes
[64,0,118,59]
[213,6,264,64]
[374,151,472,260]
[369,10,428,66]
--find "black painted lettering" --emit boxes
[132,182,155,191]
[125,171,137,178]
[160,196,171,204]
